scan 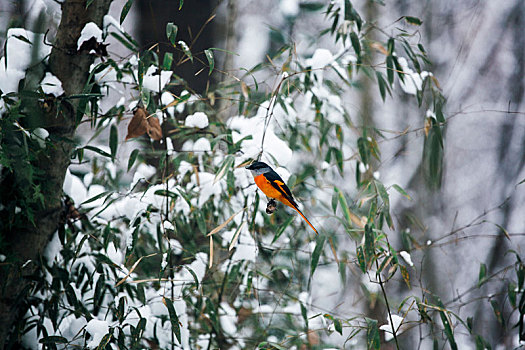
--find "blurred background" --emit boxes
[1,0,524,347]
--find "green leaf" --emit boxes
[392,184,411,200]
[110,32,137,51]
[405,16,423,26]
[299,2,324,11]
[197,212,206,234]
[334,187,352,226]
[81,190,111,205]
[120,0,134,24]
[376,71,386,101]
[84,145,112,158]
[127,149,139,171]
[178,41,193,63]
[164,298,182,343]
[86,0,95,8]
[110,124,118,159]
[333,147,344,174]
[356,246,366,273]
[39,336,68,344]
[357,137,369,164]
[350,32,361,56]
[184,266,200,289]
[179,0,184,10]
[272,216,294,243]
[375,181,390,208]
[478,263,487,287]
[162,52,173,70]
[166,22,178,46]
[365,318,380,350]
[310,235,326,276]
[96,333,113,350]
[508,282,517,308]
[437,303,458,350]
[386,55,394,84]
[334,318,343,335]
[490,300,504,326]
[364,224,375,265]
[204,49,214,75]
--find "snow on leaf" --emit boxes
[185,112,209,129]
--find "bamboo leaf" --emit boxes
[127,149,139,171]
[204,49,214,75]
[350,32,361,56]
[120,0,134,24]
[310,235,326,276]
[365,318,380,350]
[392,184,411,200]
[478,263,487,287]
[208,209,244,236]
[166,22,178,46]
[405,16,423,26]
[178,41,193,63]
[163,52,173,70]
[163,297,182,343]
[39,336,68,344]
[109,124,118,159]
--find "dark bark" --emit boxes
[0,0,112,347]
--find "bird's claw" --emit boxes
[266,199,277,215]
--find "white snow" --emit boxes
[31,128,49,148]
[379,314,404,341]
[193,137,211,152]
[161,252,168,270]
[185,112,209,129]
[63,169,88,204]
[43,231,61,263]
[103,14,123,33]
[397,57,432,95]
[40,72,64,96]
[280,0,299,17]
[77,22,103,50]
[307,49,334,71]
[85,319,109,348]
[142,66,173,92]
[228,106,293,166]
[0,29,51,94]
[219,302,237,335]
[399,251,414,267]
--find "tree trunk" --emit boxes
[0,0,112,346]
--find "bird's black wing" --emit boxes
[264,170,297,206]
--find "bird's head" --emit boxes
[246,161,272,176]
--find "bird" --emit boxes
[246,161,318,234]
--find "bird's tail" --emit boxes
[292,205,318,234]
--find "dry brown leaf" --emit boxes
[424,117,431,137]
[370,42,388,55]
[125,107,148,140]
[115,253,157,287]
[147,115,163,141]
[241,81,250,99]
[207,209,244,236]
[209,235,214,268]
[229,221,246,251]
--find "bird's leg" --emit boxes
[266,198,277,214]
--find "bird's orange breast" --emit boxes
[254,174,282,199]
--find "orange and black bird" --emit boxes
[247,161,318,234]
